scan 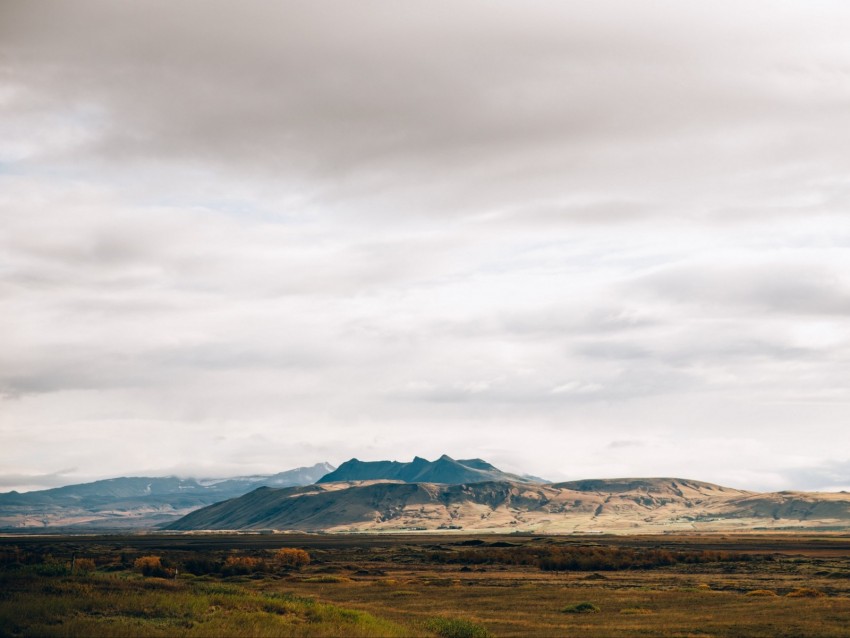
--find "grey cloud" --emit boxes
[779,461,850,492]
[636,261,850,316]
[576,335,820,366]
[0,469,81,490]
[4,1,850,222]
[392,364,697,406]
[607,440,644,450]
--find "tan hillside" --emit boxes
[167,478,850,534]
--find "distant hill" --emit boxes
[0,462,335,529]
[167,476,850,533]
[317,455,541,485]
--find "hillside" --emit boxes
[167,476,850,534]
[317,455,540,485]
[0,462,335,529]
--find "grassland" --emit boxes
[2,533,850,637]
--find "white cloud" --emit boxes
[2,1,850,492]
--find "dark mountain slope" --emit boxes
[317,455,538,485]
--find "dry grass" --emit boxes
[3,532,850,637]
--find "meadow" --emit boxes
[2,533,850,637]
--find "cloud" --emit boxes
[607,440,644,450]
[0,469,82,491]
[2,1,850,491]
[776,460,850,493]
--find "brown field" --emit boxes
[2,532,850,637]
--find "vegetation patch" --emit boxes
[432,544,752,571]
[0,569,408,637]
[424,616,492,638]
[302,575,350,583]
[786,587,825,598]
[746,589,778,596]
[562,602,601,614]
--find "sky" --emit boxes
[2,1,850,493]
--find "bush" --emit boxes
[183,556,222,575]
[73,558,96,574]
[424,617,492,638]
[133,555,172,578]
[32,560,69,577]
[746,589,778,596]
[221,556,265,576]
[273,548,310,569]
[562,602,601,614]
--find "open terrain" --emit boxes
[3,532,850,637]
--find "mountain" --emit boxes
[0,462,335,530]
[317,455,540,485]
[167,477,850,533]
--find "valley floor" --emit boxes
[2,533,850,636]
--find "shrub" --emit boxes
[273,548,310,569]
[746,589,778,597]
[74,558,96,574]
[33,559,69,577]
[786,587,825,598]
[133,555,172,578]
[562,602,601,614]
[183,556,222,575]
[424,617,492,638]
[221,556,265,576]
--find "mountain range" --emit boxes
[0,462,335,529]
[168,475,850,534]
[6,454,850,534]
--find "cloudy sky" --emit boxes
[2,1,850,492]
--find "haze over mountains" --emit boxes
[0,463,334,529]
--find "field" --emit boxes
[2,533,850,637]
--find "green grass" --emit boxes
[0,569,412,637]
